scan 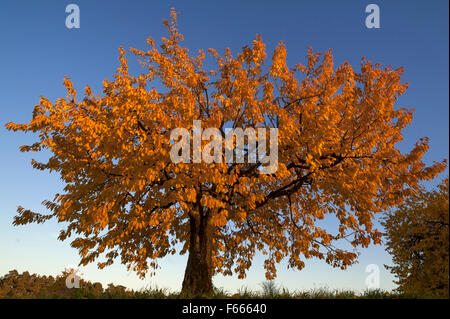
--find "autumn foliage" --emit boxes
[5,9,446,295]
[0,270,126,299]
[383,178,449,298]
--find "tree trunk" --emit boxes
[181,213,214,296]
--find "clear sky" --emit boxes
[0,0,448,293]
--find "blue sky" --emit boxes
[0,0,448,293]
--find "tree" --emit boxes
[382,178,449,297]
[0,269,126,298]
[5,9,447,296]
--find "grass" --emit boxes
[65,283,442,299]
[1,270,444,299]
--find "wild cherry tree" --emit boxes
[6,9,446,295]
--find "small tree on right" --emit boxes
[382,177,449,297]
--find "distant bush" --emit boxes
[0,269,128,299]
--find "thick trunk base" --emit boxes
[181,214,213,297]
